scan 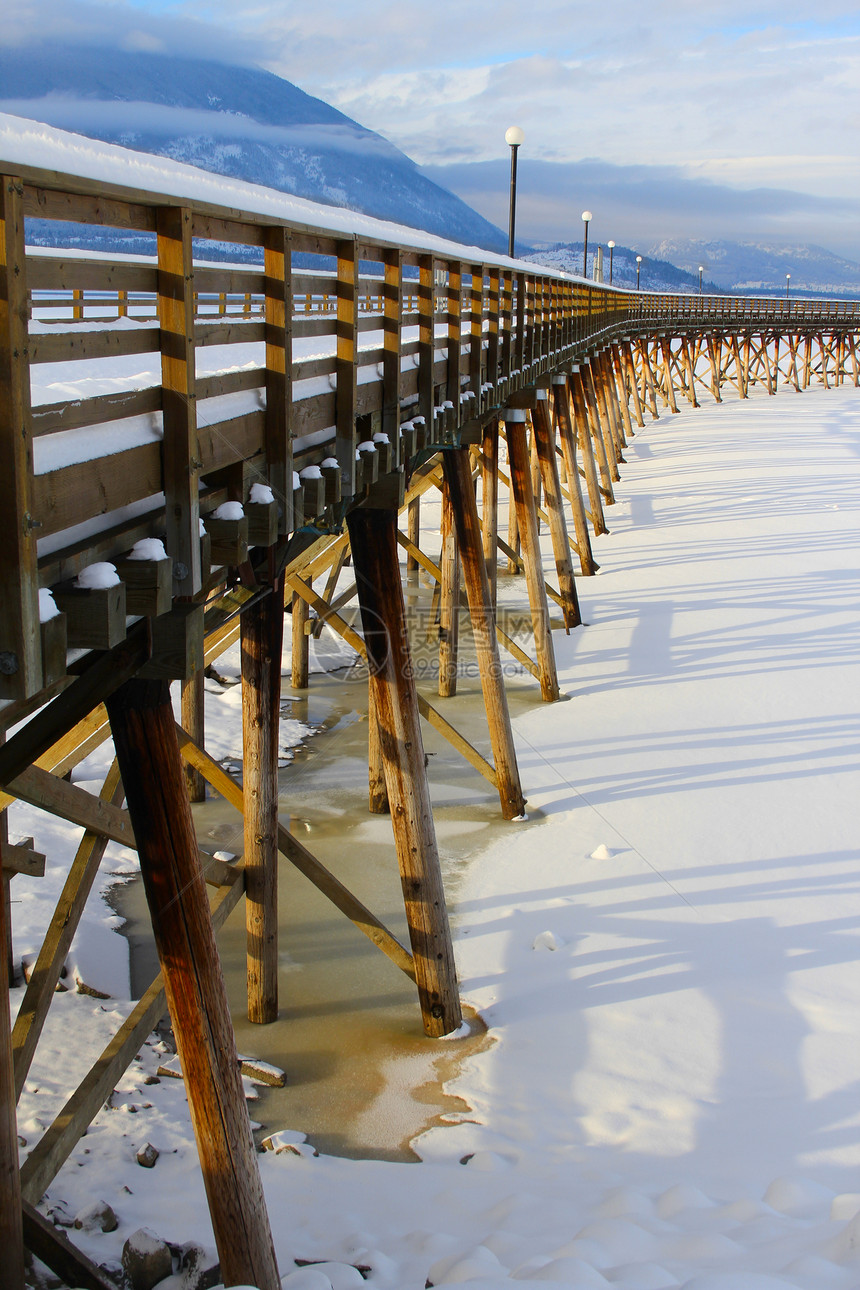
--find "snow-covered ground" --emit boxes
[9,379,860,1290]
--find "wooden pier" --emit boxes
[2,157,859,1287]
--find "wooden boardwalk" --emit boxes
[2,159,859,1288]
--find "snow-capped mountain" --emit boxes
[527,243,720,295]
[645,238,860,297]
[0,42,507,253]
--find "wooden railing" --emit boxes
[2,158,859,707]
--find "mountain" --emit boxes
[645,238,860,298]
[0,42,507,253]
[527,243,721,295]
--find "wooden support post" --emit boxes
[622,341,646,427]
[591,356,621,472]
[706,335,723,402]
[680,337,699,407]
[346,507,462,1036]
[530,427,542,529]
[291,590,309,689]
[106,679,279,1290]
[568,369,608,536]
[406,495,420,581]
[0,175,41,701]
[0,771,24,1289]
[554,376,599,569]
[368,684,390,814]
[611,345,635,442]
[438,478,460,697]
[504,414,560,702]
[507,476,521,572]
[598,350,626,454]
[532,397,580,628]
[481,420,499,606]
[637,338,661,418]
[241,584,284,1024]
[582,360,618,494]
[181,669,206,802]
[660,339,680,413]
[441,449,527,820]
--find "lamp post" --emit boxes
[698,265,704,294]
[581,210,592,278]
[786,273,791,300]
[505,125,524,258]
[607,240,615,285]
[636,255,642,290]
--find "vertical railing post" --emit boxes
[0,176,41,701]
[264,226,294,532]
[158,205,201,597]
[336,236,359,495]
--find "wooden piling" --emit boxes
[442,447,527,820]
[481,420,499,605]
[181,670,206,802]
[438,479,460,697]
[532,397,581,628]
[568,370,608,536]
[106,678,280,1290]
[346,506,462,1036]
[291,589,309,689]
[241,584,283,1024]
[407,494,420,581]
[368,684,390,814]
[554,376,599,570]
[504,414,560,702]
[622,340,646,427]
[579,362,616,501]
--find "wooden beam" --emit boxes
[22,1199,116,1290]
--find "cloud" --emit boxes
[421,157,860,259]
[0,95,405,162]
[0,0,263,64]
[3,0,859,257]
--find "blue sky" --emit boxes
[5,0,860,257]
